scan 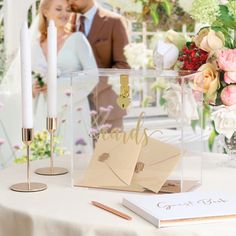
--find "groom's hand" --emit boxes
[32,81,47,98]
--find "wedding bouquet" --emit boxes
[189,0,236,149]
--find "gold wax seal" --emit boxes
[99,153,110,162]
[135,162,145,173]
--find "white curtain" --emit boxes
[3,0,37,62]
[0,0,37,168]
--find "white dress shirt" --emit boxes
[76,5,98,36]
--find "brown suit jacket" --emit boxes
[68,7,130,126]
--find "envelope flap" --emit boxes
[106,136,142,185]
[133,137,181,193]
[139,138,181,165]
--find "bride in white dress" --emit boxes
[31,0,97,154]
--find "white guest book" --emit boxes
[123,192,236,228]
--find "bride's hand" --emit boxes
[32,81,47,98]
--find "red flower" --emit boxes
[178,42,208,71]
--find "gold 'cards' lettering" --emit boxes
[99,112,160,147]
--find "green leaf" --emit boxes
[142,96,151,107]
[150,3,159,25]
[191,120,198,131]
[161,0,172,16]
[208,128,218,151]
[186,41,192,49]
[159,95,166,106]
[218,5,236,29]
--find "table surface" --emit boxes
[0,154,236,236]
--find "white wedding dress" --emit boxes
[31,32,97,154]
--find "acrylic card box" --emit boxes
[63,69,203,193]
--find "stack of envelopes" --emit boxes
[77,134,181,193]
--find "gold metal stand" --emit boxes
[35,117,68,176]
[10,128,47,192]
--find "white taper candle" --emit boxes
[20,21,33,128]
[47,20,57,118]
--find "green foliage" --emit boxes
[202,104,211,129]
[150,3,159,25]
[141,96,152,107]
[14,130,65,164]
[191,119,198,131]
[208,124,219,151]
[161,0,172,16]
[148,0,173,25]
[218,5,236,29]
[211,5,236,48]
[159,93,167,106]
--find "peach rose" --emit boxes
[217,49,236,84]
[194,28,224,53]
[194,63,220,103]
[221,85,236,106]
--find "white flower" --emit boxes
[124,43,152,69]
[211,105,236,139]
[163,84,199,123]
[190,0,220,24]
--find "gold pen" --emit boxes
[91,201,132,221]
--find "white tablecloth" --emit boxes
[0,154,236,236]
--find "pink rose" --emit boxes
[221,85,236,106]
[217,49,236,84]
[224,71,236,84]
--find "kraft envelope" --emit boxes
[79,134,143,187]
[78,135,180,193]
[132,137,180,193]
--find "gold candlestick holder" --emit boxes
[35,117,68,176]
[10,128,47,192]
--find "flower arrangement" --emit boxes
[125,0,236,151]
[32,71,45,88]
[14,130,65,164]
[189,0,236,149]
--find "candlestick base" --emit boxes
[10,182,47,192]
[35,167,68,176]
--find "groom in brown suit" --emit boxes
[67,0,130,129]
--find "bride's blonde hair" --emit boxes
[38,0,52,43]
